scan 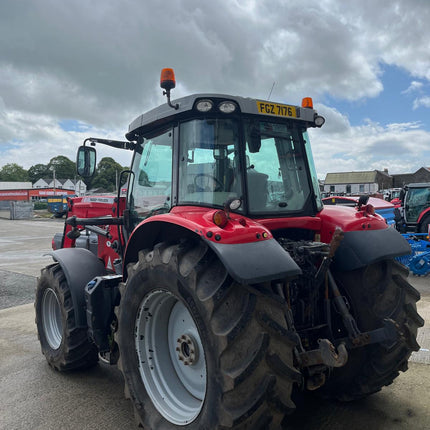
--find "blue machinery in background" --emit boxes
[396,233,430,276]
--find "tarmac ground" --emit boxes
[0,217,429,429]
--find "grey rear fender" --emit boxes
[206,238,302,284]
[332,227,411,271]
[124,219,301,285]
[47,248,107,327]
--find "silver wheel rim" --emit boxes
[135,289,207,425]
[41,288,63,350]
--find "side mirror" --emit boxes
[248,129,261,153]
[358,195,369,206]
[357,194,369,210]
[213,147,227,160]
[77,146,96,177]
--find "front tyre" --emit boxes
[35,263,98,371]
[116,241,301,429]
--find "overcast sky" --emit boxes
[1,0,430,179]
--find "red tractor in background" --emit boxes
[394,182,430,234]
[35,69,423,429]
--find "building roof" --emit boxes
[0,182,33,190]
[40,178,83,185]
[324,170,389,185]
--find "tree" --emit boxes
[91,157,126,192]
[138,170,150,186]
[0,163,29,181]
[47,156,76,180]
[28,164,49,183]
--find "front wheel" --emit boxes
[115,241,301,429]
[35,264,98,371]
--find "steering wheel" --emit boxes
[194,173,223,192]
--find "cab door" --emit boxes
[404,186,430,223]
[125,128,174,236]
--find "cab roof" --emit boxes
[406,182,430,188]
[126,93,319,141]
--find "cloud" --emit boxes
[2,0,428,121]
[0,108,131,169]
[413,96,430,109]
[402,81,424,95]
[1,0,430,175]
[310,106,430,178]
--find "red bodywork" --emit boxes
[63,195,126,271]
[418,206,430,224]
[131,205,386,246]
[61,195,387,273]
[390,197,402,208]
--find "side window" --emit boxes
[178,119,241,208]
[244,124,311,212]
[129,129,173,220]
[245,136,275,211]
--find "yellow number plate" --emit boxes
[256,101,297,118]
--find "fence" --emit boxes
[10,201,34,220]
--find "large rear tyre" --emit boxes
[322,259,424,400]
[115,241,301,429]
[35,263,98,371]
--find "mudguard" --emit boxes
[417,207,430,225]
[207,238,301,284]
[123,217,301,285]
[332,227,411,271]
[48,248,107,327]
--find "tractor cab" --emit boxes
[398,182,430,233]
[78,68,325,237]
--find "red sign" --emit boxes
[29,189,75,197]
[0,188,75,201]
[0,191,29,201]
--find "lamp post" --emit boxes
[52,168,56,194]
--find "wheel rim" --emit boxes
[135,289,207,425]
[41,288,63,350]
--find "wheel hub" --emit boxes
[42,288,63,350]
[176,334,198,365]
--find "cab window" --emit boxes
[178,119,242,209]
[128,129,173,222]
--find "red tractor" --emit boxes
[35,69,423,429]
[394,182,430,234]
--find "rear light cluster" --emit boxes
[196,99,237,114]
[212,210,229,228]
[361,204,375,216]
